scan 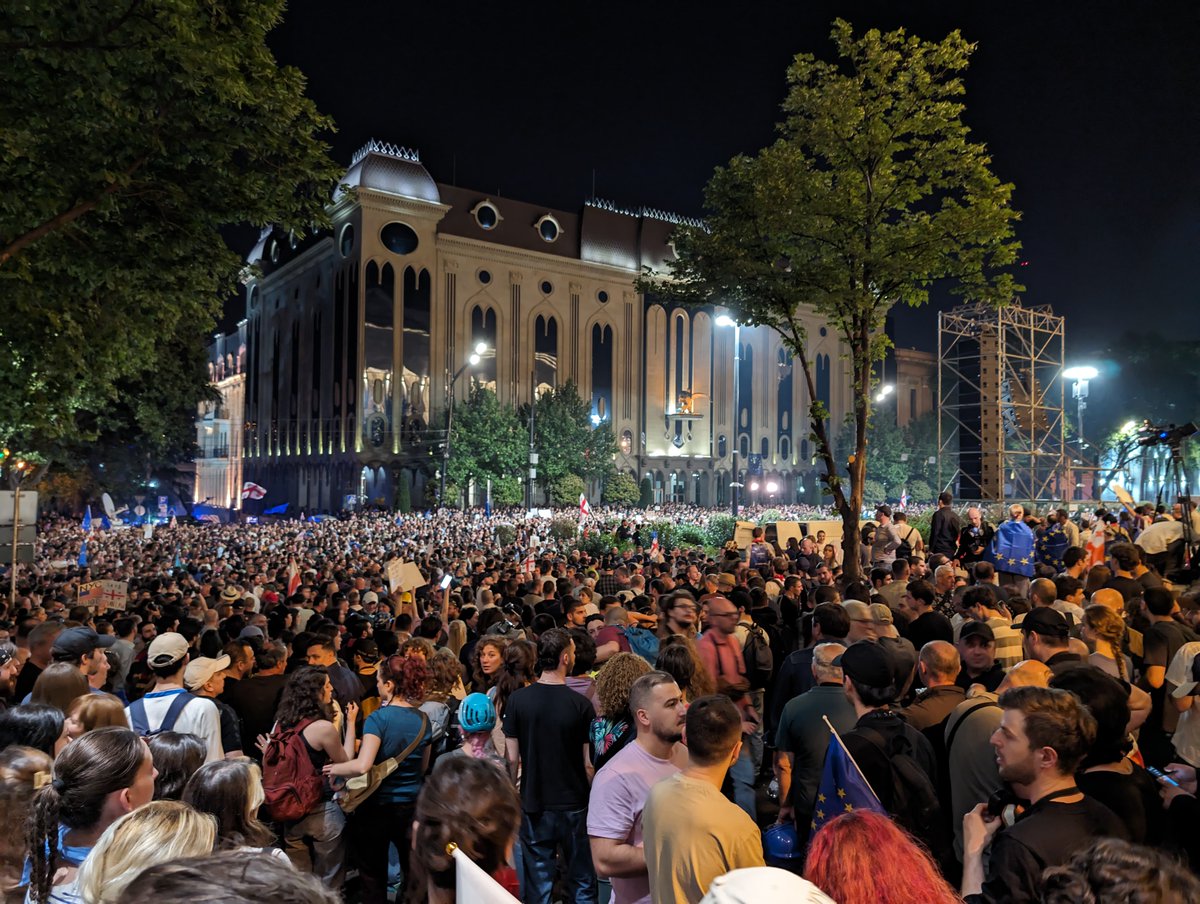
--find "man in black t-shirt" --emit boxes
[962,686,1127,903]
[930,492,962,558]
[504,628,598,904]
[1140,587,1199,767]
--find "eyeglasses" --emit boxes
[709,611,739,619]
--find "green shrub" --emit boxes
[675,524,707,547]
[906,511,932,544]
[603,473,640,506]
[758,509,783,524]
[494,524,516,546]
[577,532,622,558]
[395,476,412,513]
[705,513,736,547]
[551,474,586,507]
[549,516,578,541]
[639,476,654,507]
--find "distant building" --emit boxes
[894,348,936,427]
[194,323,246,510]
[198,140,854,511]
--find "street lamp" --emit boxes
[441,344,491,507]
[715,314,742,517]
[875,383,895,404]
[1063,366,1098,447]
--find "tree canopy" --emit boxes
[531,381,617,492]
[643,20,1021,577]
[0,0,341,472]
[445,387,527,506]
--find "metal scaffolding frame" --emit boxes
[938,302,1066,501]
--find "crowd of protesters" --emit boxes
[0,493,1199,903]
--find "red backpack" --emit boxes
[262,718,323,822]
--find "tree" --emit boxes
[642,20,1020,579]
[531,381,617,492]
[639,476,654,508]
[446,388,526,504]
[552,474,587,507]
[603,472,640,507]
[395,475,412,514]
[0,0,342,463]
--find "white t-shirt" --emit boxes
[126,688,222,762]
[1167,642,1200,768]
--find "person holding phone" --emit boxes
[1156,761,1199,868]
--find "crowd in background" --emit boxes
[1,492,1199,903]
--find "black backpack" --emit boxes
[896,525,918,560]
[856,724,947,854]
[741,623,774,690]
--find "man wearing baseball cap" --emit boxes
[21,626,116,702]
[1018,608,1080,674]
[125,632,222,762]
[955,621,1005,693]
[185,653,242,758]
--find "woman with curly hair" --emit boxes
[268,666,350,889]
[324,654,433,904]
[470,636,508,693]
[804,810,960,904]
[410,756,522,903]
[590,652,652,771]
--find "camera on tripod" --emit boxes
[1137,421,1198,448]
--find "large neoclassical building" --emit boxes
[194,140,855,512]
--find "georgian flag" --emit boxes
[286,559,301,597]
[899,490,909,510]
[241,481,267,500]
[579,493,591,517]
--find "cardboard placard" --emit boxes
[733,520,757,549]
[384,558,404,592]
[79,580,128,610]
[398,561,427,591]
[774,521,803,548]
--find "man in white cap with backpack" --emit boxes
[125,632,222,762]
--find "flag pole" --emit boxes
[822,714,882,804]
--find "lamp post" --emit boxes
[716,314,742,517]
[441,343,487,508]
[9,457,30,606]
[1063,366,1098,448]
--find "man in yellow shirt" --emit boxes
[642,695,764,904]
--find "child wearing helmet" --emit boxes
[448,693,507,772]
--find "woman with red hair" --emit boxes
[325,654,433,904]
[804,810,960,904]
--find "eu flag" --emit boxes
[809,721,886,840]
[78,539,88,568]
[263,503,288,515]
[82,505,92,533]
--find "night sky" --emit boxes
[242,0,1200,358]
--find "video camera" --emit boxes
[1137,421,1198,448]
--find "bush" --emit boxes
[551,474,586,507]
[863,479,887,505]
[674,524,707,547]
[493,524,516,547]
[906,479,934,505]
[577,532,622,558]
[549,516,578,542]
[705,513,736,547]
[639,476,654,508]
[758,509,783,524]
[603,472,640,507]
[395,476,412,514]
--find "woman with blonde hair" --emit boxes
[182,760,289,863]
[63,694,127,742]
[590,652,652,771]
[29,664,89,714]
[445,620,468,658]
[75,800,216,904]
[1081,604,1133,681]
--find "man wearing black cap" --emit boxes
[956,622,1005,692]
[21,627,115,702]
[836,641,940,845]
[1018,609,1080,674]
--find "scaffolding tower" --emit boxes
[938,302,1066,501]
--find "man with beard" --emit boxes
[961,686,1127,903]
[588,672,687,904]
[657,591,700,639]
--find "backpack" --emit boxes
[741,623,774,690]
[749,541,772,567]
[262,718,323,822]
[856,725,947,855]
[623,625,661,667]
[896,525,918,560]
[127,690,196,738]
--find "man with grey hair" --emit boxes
[774,642,857,837]
[933,564,959,618]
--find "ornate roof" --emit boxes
[333,139,441,204]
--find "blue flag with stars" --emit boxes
[77,539,88,568]
[809,722,886,840]
[987,519,1036,577]
[82,505,92,533]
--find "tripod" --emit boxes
[1157,440,1197,582]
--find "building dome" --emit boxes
[334,139,441,204]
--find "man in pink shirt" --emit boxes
[696,595,759,819]
[587,672,686,904]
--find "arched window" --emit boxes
[591,323,613,424]
[535,315,558,397]
[471,305,498,390]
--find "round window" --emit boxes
[340,224,355,257]
[380,222,419,255]
[474,202,500,230]
[598,290,609,303]
[478,269,492,284]
[535,215,560,243]
[540,280,553,295]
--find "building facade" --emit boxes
[199,140,853,511]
